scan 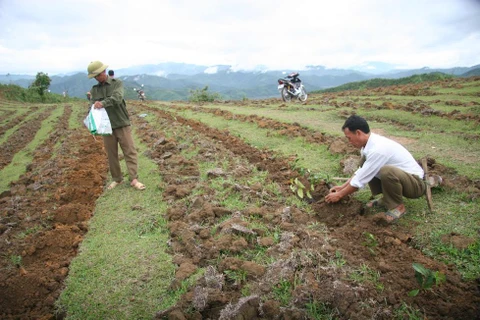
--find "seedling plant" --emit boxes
[408,262,446,297]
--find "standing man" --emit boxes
[108,70,115,78]
[325,115,425,222]
[87,60,145,191]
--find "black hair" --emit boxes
[341,115,370,134]
[108,70,114,76]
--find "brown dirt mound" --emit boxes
[1,100,478,319]
[131,104,480,320]
[0,107,107,319]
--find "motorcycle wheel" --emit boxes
[281,87,292,102]
[298,87,308,102]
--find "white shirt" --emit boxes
[350,133,424,189]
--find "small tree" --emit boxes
[29,72,51,100]
[188,86,221,102]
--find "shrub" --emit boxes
[29,72,51,101]
[188,86,221,102]
[0,84,65,103]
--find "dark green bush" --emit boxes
[188,86,221,102]
[0,84,66,103]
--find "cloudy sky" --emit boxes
[0,0,479,75]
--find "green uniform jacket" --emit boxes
[90,77,130,129]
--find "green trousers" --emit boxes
[102,125,138,183]
[368,165,426,209]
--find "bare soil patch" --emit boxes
[0,108,52,170]
[132,104,480,320]
[0,107,108,319]
[0,99,478,319]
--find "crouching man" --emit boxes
[325,115,425,222]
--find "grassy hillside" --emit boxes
[313,72,456,93]
[0,83,77,103]
[6,66,478,101]
[461,67,480,77]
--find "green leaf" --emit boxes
[408,289,420,297]
[366,233,375,241]
[423,274,435,289]
[306,190,312,199]
[295,178,305,189]
[297,188,304,199]
[412,263,429,277]
[414,271,424,287]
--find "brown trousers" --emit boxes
[368,165,426,209]
[102,126,138,182]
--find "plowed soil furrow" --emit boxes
[137,105,305,191]
[324,77,478,97]
[348,100,480,123]
[152,103,480,194]
[314,200,480,319]
[320,78,480,120]
[0,105,107,319]
[0,100,26,107]
[133,106,347,319]
[0,109,17,126]
[161,103,358,153]
[0,107,38,136]
[0,98,477,319]
[0,108,51,170]
[199,98,339,113]
[132,105,480,319]
[167,101,480,144]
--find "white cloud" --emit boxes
[0,0,479,75]
[204,66,218,74]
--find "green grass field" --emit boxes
[1,77,479,319]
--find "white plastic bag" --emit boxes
[83,105,112,135]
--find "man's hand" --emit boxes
[329,186,342,193]
[94,101,104,109]
[325,189,342,203]
[325,181,357,204]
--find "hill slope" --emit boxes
[313,72,456,93]
[1,63,479,100]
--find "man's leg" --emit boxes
[366,178,386,208]
[368,177,383,197]
[116,126,138,182]
[103,133,122,182]
[379,166,426,210]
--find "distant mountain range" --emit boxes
[1,62,478,101]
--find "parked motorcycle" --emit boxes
[134,85,146,101]
[277,72,307,102]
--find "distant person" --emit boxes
[108,70,115,78]
[87,60,145,191]
[86,91,91,101]
[325,115,425,223]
